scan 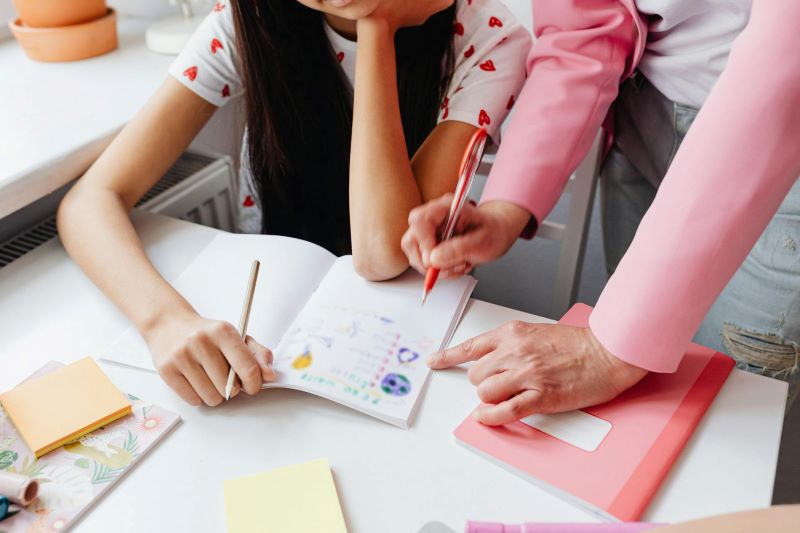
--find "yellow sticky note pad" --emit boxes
[223,459,348,533]
[0,357,131,457]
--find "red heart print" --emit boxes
[213,2,225,11]
[211,38,223,54]
[489,16,503,28]
[480,60,496,72]
[183,66,197,81]
[478,109,491,126]
[442,107,449,119]
[242,195,255,207]
[507,94,515,110]
[222,84,231,98]
[454,22,464,36]
[440,97,449,110]
[464,45,475,58]
[336,51,345,63]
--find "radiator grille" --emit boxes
[135,152,216,206]
[0,217,57,268]
[0,152,232,269]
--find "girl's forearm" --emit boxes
[349,18,420,280]
[57,79,214,339]
[58,185,196,336]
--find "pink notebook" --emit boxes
[454,304,734,522]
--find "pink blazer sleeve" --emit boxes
[590,0,800,372]
[479,0,636,227]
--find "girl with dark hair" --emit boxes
[57,0,530,406]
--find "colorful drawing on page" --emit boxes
[292,346,313,370]
[319,304,396,327]
[381,373,411,396]
[299,372,337,389]
[397,347,419,364]
[308,334,334,348]
[335,320,361,338]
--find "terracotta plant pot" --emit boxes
[11,0,107,29]
[9,8,117,62]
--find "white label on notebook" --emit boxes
[521,410,612,452]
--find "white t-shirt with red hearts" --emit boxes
[169,0,531,234]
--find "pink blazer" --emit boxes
[481,0,800,371]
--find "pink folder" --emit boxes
[454,304,734,522]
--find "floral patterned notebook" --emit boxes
[0,362,179,532]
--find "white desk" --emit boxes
[0,212,788,532]
[0,15,173,218]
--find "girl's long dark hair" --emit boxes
[231,1,456,255]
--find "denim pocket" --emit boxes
[667,103,699,169]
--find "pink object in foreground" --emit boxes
[454,304,734,522]
[465,522,661,533]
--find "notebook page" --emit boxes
[103,232,336,371]
[267,256,476,427]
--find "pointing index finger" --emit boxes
[427,330,497,369]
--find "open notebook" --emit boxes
[104,232,476,428]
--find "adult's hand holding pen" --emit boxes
[402,197,530,279]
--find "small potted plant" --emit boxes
[11,0,107,28]
[8,0,118,62]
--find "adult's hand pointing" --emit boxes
[428,321,649,425]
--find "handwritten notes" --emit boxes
[272,304,436,423]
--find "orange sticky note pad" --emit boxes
[0,357,132,458]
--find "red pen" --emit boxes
[421,127,488,306]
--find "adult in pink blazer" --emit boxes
[402,0,800,425]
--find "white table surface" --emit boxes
[0,211,788,532]
[0,14,173,219]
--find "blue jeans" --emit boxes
[601,73,800,410]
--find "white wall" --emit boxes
[109,0,214,18]
[0,0,15,40]
[503,0,533,30]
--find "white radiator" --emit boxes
[0,151,237,269]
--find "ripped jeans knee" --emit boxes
[723,323,800,410]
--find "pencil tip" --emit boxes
[421,291,428,307]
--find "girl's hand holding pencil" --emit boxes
[144,313,275,407]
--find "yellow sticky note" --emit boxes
[223,459,348,533]
[0,357,132,457]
